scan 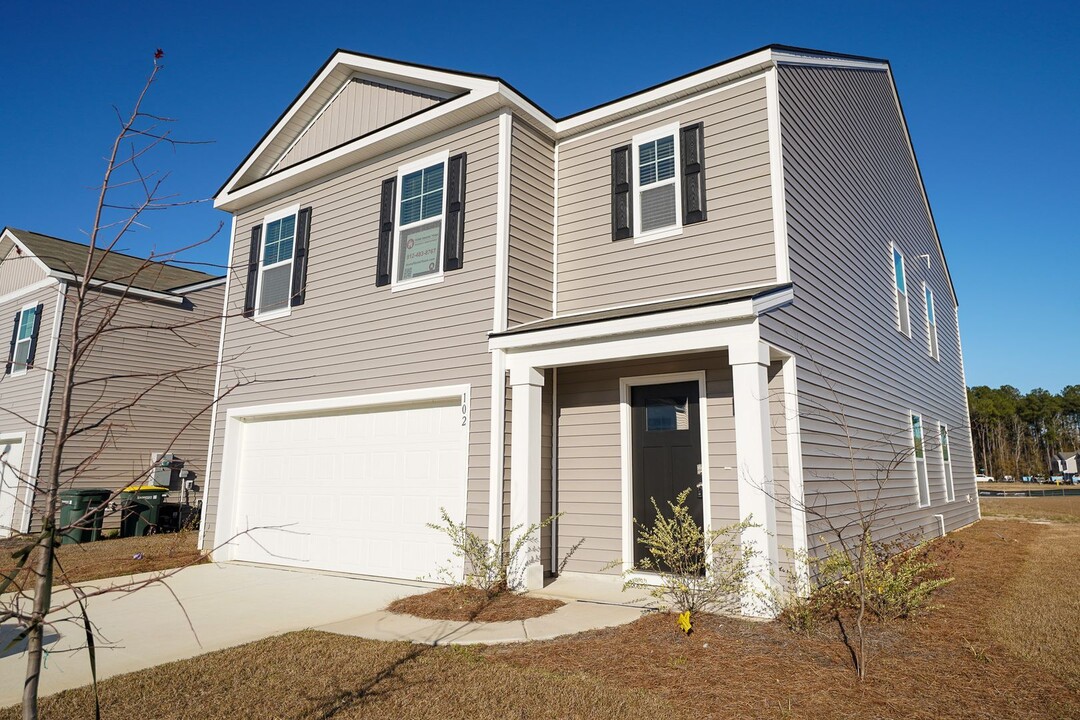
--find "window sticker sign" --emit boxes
[398,221,440,280]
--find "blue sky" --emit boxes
[1,1,1077,393]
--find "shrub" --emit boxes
[623,488,759,616]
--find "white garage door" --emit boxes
[230,399,467,581]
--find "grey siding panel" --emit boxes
[768,361,795,570]
[556,76,777,314]
[278,79,442,171]
[507,118,555,326]
[0,243,48,296]
[0,282,60,533]
[204,116,501,550]
[31,284,223,531]
[760,65,977,556]
[556,353,740,575]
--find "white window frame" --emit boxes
[892,244,910,336]
[253,204,301,322]
[9,303,38,377]
[631,123,682,244]
[923,282,938,360]
[391,150,449,293]
[910,412,930,508]
[938,422,955,503]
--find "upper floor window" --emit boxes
[911,412,930,507]
[892,246,910,336]
[5,303,41,376]
[632,124,682,240]
[243,204,312,320]
[939,423,955,502]
[395,157,446,287]
[924,283,938,360]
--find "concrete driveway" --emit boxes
[0,563,430,707]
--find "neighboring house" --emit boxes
[201,44,978,609]
[0,228,224,536]
[1051,452,1078,479]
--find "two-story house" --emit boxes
[0,228,223,535]
[201,45,978,606]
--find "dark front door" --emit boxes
[631,381,703,566]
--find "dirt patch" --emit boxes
[387,586,564,622]
[0,532,206,591]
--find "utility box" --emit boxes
[149,453,183,488]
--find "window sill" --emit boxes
[253,308,292,323]
[8,369,29,379]
[391,274,445,293]
[633,226,683,245]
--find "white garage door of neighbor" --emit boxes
[0,436,26,538]
[231,400,468,581]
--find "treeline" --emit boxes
[967,385,1080,478]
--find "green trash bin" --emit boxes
[118,485,169,538]
[58,488,111,545]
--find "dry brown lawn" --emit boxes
[387,586,563,622]
[981,495,1080,523]
[4,515,1079,719]
[0,531,206,591]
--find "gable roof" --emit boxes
[2,228,221,297]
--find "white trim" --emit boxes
[493,111,512,332]
[487,350,506,542]
[910,411,930,508]
[225,384,471,422]
[8,301,40,378]
[938,422,955,503]
[780,356,809,576]
[170,276,226,294]
[508,366,545,589]
[0,430,27,538]
[618,371,711,575]
[391,150,450,291]
[269,73,358,174]
[198,216,236,550]
[770,49,888,72]
[631,122,682,242]
[891,243,910,337]
[490,286,793,353]
[0,277,57,307]
[765,67,790,284]
[923,282,939,361]
[45,271,184,305]
[551,141,559,315]
[0,230,54,276]
[253,203,301,320]
[21,281,65,533]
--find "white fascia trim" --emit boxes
[488,350,507,542]
[551,142,559,315]
[0,230,54,276]
[765,67,791,284]
[225,384,472,421]
[169,276,226,295]
[770,49,888,72]
[619,371,711,574]
[0,277,57,307]
[22,281,66,533]
[497,82,556,135]
[198,215,236,550]
[493,111,512,333]
[46,271,184,305]
[489,286,794,352]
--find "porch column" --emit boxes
[730,339,780,615]
[509,364,545,590]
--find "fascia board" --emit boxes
[1,229,54,276]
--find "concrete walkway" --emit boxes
[0,563,646,707]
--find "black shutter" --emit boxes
[290,207,312,307]
[681,122,707,225]
[443,152,467,272]
[611,144,633,241]
[242,225,262,318]
[4,312,18,375]
[376,177,396,287]
[25,304,44,369]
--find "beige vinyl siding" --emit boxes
[555,75,777,314]
[0,243,47,296]
[760,64,977,556]
[203,115,501,550]
[555,353,743,575]
[277,78,443,172]
[507,118,554,325]
[0,282,61,532]
[30,284,223,531]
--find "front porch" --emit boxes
[488,285,807,614]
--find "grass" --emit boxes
[387,586,564,622]
[0,531,206,590]
[4,510,1080,719]
[981,495,1080,523]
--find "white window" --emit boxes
[393,152,447,289]
[893,246,910,336]
[256,205,300,319]
[10,305,37,376]
[632,124,681,241]
[924,283,938,359]
[911,413,930,507]
[939,423,955,502]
